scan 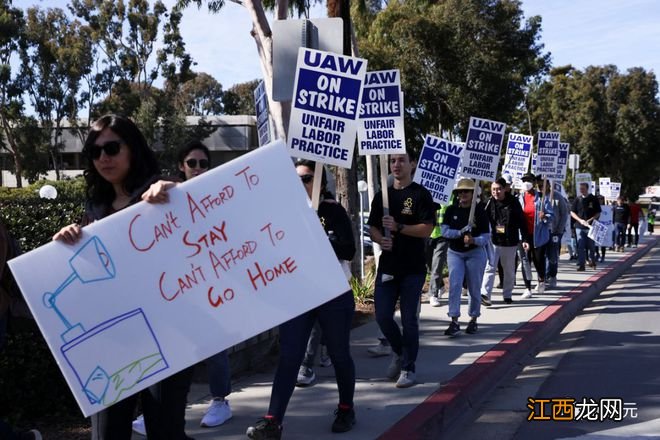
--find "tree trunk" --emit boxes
[0,116,23,188]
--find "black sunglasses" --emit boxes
[87,140,122,160]
[185,158,210,169]
[300,174,314,184]
[456,189,472,194]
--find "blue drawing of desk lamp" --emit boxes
[43,236,116,342]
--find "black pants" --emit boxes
[521,234,547,287]
[91,367,195,440]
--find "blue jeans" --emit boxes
[447,248,487,319]
[268,291,355,422]
[615,222,627,247]
[375,272,425,372]
[546,233,563,278]
[576,227,596,267]
[206,350,231,398]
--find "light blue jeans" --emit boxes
[447,247,487,319]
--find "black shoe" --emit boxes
[444,321,460,337]
[246,417,282,440]
[503,298,513,304]
[480,294,492,307]
[466,320,478,334]
[577,266,586,272]
[331,406,356,433]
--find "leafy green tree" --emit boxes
[19,6,92,180]
[527,65,660,198]
[223,79,259,115]
[0,0,27,187]
[177,72,224,116]
[355,0,548,150]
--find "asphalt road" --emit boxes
[459,241,660,440]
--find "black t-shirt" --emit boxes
[442,201,489,252]
[613,204,630,224]
[571,194,602,229]
[368,182,435,275]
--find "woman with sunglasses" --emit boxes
[441,179,490,336]
[246,159,356,439]
[53,114,193,440]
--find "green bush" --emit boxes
[350,265,376,304]
[1,179,87,423]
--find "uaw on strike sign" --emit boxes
[288,48,367,168]
[460,117,507,182]
[357,69,406,155]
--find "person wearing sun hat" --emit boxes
[441,178,490,336]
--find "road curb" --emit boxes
[378,237,658,440]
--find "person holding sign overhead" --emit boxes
[52,114,193,440]
[246,159,357,439]
[442,179,490,336]
[368,151,435,389]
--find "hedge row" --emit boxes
[1,179,87,423]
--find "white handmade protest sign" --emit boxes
[288,48,367,168]
[8,141,349,417]
[548,142,569,181]
[460,117,506,182]
[502,133,533,188]
[254,80,271,146]
[413,135,463,205]
[599,177,611,199]
[536,131,560,177]
[588,219,610,246]
[357,69,405,156]
[609,182,621,199]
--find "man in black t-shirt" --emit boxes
[570,182,601,270]
[613,196,630,251]
[368,151,435,389]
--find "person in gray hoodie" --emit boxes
[540,178,570,289]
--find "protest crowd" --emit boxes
[0,52,656,440]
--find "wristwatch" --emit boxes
[396,223,405,233]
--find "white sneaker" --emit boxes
[521,289,533,299]
[429,295,442,307]
[132,414,146,436]
[367,341,392,357]
[295,365,316,386]
[386,353,402,379]
[395,370,416,388]
[461,287,468,297]
[200,399,232,427]
[536,282,545,295]
[319,345,332,367]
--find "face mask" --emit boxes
[523,182,534,192]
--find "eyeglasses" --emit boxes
[300,174,314,184]
[87,141,122,160]
[456,189,472,194]
[185,158,210,169]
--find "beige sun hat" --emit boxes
[454,178,475,191]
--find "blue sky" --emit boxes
[14,0,660,90]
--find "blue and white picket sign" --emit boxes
[610,182,621,199]
[588,218,611,246]
[413,135,464,204]
[254,80,271,146]
[531,153,539,176]
[288,48,368,168]
[502,133,533,187]
[599,177,611,199]
[536,131,560,177]
[460,117,507,182]
[548,142,569,181]
[357,69,406,156]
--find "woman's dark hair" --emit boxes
[177,140,211,180]
[82,114,159,206]
[294,158,333,198]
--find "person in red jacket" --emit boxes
[627,199,642,247]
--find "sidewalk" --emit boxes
[134,236,658,440]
